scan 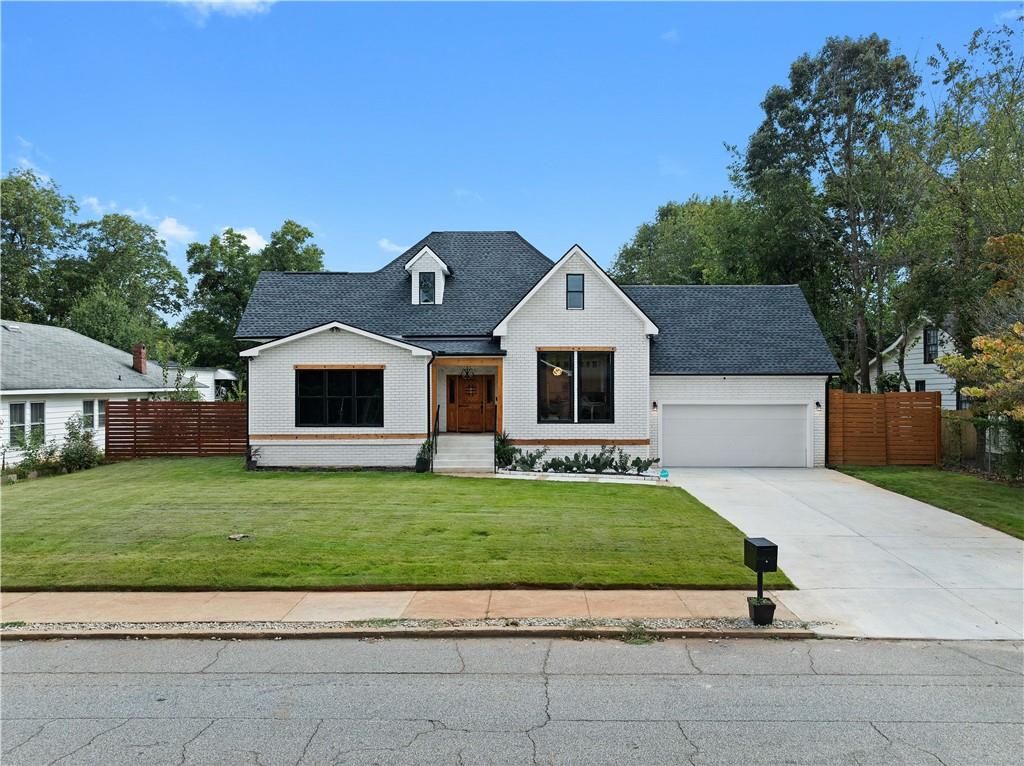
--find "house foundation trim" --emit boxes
[250,433,427,441]
[509,438,650,446]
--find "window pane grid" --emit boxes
[82,400,95,429]
[296,369,384,427]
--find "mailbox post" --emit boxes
[744,537,778,625]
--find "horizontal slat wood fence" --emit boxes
[105,401,247,460]
[828,390,941,466]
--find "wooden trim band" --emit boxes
[509,438,649,446]
[432,357,505,366]
[536,346,616,352]
[251,433,426,441]
[293,364,386,370]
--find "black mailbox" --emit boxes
[744,537,778,573]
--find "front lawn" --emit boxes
[839,466,1024,539]
[1,458,787,590]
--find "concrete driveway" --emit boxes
[669,468,1024,640]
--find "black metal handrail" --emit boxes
[430,404,440,471]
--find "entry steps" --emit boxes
[432,433,495,473]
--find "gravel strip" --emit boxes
[0,616,819,633]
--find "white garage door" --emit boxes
[662,404,808,467]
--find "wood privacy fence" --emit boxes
[828,390,942,466]
[105,401,247,460]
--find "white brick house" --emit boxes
[237,232,839,470]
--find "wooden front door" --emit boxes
[446,375,496,432]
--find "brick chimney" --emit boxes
[132,343,147,374]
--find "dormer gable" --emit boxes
[404,246,451,305]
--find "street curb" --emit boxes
[0,626,816,641]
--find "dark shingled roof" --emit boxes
[623,284,839,375]
[236,231,553,340]
[237,231,838,376]
[1,322,180,392]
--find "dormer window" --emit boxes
[404,245,450,305]
[419,272,435,304]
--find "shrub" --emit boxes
[514,448,548,471]
[630,456,660,474]
[19,438,61,474]
[494,431,517,468]
[60,415,103,472]
[417,439,433,460]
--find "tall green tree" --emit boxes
[0,169,77,322]
[49,213,187,325]
[743,34,922,391]
[176,220,324,369]
[261,220,325,271]
[65,284,169,352]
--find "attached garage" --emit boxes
[660,403,810,467]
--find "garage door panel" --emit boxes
[662,404,807,467]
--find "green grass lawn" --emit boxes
[840,466,1024,539]
[1,458,787,590]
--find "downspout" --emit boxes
[245,356,252,470]
[426,352,436,434]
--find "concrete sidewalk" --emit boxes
[0,589,797,624]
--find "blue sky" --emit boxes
[3,1,1020,274]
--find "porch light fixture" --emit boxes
[461,367,475,381]
[815,401,822,411]
[652,401,658,412]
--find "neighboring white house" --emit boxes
[166,364,239,401]
[0,323,206,466]
[236,231,839,470]
[863,321,964,410]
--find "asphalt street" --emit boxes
[1,637,1021,765]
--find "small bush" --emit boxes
[417,439,433,459]
[514,448,548,471]
[630,456,660,475]
[494,431,517,468]
[19,438,61,474]
[60,415,103,473]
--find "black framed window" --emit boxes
[578,352,614,422]
[566,273,584,309]
[537,351,574,422]
[296,369,383,427]
[915,380,926,392]
[923,327,939,364]
[956,390,973,410]
[419,272,435,304]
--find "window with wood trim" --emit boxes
[923,327,939,364]
[295,369,384,427]
[537,350,614,423]
[537,351,574,422]
[566,273,584,309]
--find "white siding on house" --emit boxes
[868,325,959,409]
[649,376,829,467]
[499,249,652,456]
[246,326,430,468]
[1,392,150,466]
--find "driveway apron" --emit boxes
[668,468,1023,639]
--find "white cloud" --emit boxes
[377,237,408,254]
[230,226,268,251]
[158,217,197,244]
[660,29,679,43]
[175,1,276,25]
[83,196,118,216]
[123,203,158,222]
[996,7,1022,22]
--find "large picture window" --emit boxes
[578,352,613,422]
[537,350,614,423]
[537,351,574,422]
[296,369,384,427]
